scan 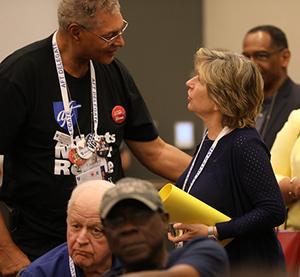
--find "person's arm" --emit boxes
[168,223,216,242]
[0,212,30,276]
[121,265,199,277]
[271,110,300,177]
[126,137,192,182]
[215,135,286,240]
[271,109,300,203]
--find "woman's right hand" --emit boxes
[168,223,210,243]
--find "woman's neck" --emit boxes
[204,117,224,140]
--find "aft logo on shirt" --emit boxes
[53,100,81,130]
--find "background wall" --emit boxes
[1,0,300,183]
[0,0,59,60]
[117,0,203,180]
[1,0,299,79]
[203,0,300,83]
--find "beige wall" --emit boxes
[1,1,299,84]
[203,0,300,83]
[0,0,58,61]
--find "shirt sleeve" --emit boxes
[271,109,300,178]
[216,134,286,239]
[114,59,158,142]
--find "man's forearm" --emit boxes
[0,210,31,276]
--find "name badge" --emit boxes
[76,164,107,185]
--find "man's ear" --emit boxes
[281,48,291,68]
[68,23,83,41]
[161,212,170,231]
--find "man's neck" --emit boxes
[56,29,90,78]
[264,75,287,98]
[82,257,112,277]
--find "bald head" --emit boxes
[67,180,115,216]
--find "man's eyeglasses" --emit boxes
[243,48,285,62]
[80,20,128,44]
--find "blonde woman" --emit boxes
[169,48,286,272]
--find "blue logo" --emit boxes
[53,100,82,130]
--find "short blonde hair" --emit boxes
[194,48,264,129]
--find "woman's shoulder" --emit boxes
[227,127,267,152]
[229,127,261,142]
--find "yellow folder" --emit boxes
[159,183,232,246]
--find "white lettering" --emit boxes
[104,132,116,143]
[107,146,113,158]
[54,159,71,175]
[107,161,114,173]
[56,101,81,128]
[70,164,81,175]
[55,142,69,159]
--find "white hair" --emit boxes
[67,180,115,215]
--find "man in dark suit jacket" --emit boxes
[242,25,300,150]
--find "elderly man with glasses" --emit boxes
[0,0,191,275]
[242,25,300,150]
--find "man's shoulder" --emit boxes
[167,238,229,277]
[0,35,52,74]
[20,243,70,276]
[101,256,123,277]
[93,58,131,80]
[280,77,300,99]
[170,237,227,259]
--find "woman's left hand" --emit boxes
[168,223,208,243]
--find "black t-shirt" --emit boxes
[0,35,158,259]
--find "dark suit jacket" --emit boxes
[261,77,300,150]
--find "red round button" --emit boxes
[112,105,126,124]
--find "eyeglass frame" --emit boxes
[242,47,285,62]
[79,19,128,44]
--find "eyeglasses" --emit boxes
[80,20,128,44]
[242,48,285,62]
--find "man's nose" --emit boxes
[113,34,125,47]
[77,228,89,244]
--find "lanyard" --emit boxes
[52,32,99,146]
[182,126,231,194]
[69,256,77,277]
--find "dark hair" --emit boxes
[246,25,288,49]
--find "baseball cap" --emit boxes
[100,177,164,219]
